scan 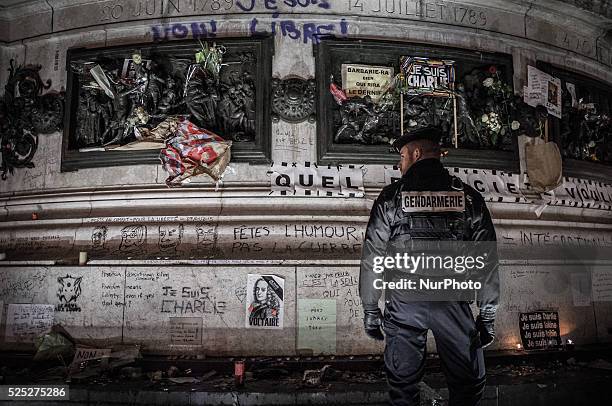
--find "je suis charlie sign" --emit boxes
[399,56,459,146]
[400,56,456,96]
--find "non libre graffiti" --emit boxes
[151,18,348,44]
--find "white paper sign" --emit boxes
[317,166,341,197]
[5,304,54,343]
[294,164,318,197]
[341,64,393,102]
[339,166,365,197]
[592,268,612,302]
[270,163,295,196]
[298,299,337,355]
[69,347,111,371]
[524,66,562,118]
[384,166,402,184]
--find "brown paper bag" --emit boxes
[525,141,562,193]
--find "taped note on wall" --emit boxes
[5,304,54,343]
[298,299,337,355]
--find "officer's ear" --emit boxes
[413,145,422,161]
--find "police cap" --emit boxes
[392,127,443,153]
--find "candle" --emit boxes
[79,251,88,265]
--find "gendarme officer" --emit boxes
[359,127,499,406]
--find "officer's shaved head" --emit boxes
[399,139,441,175]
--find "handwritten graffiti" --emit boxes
[152,21,217,41]
[250,17,348,44]
[235,287,247,303]
[236,0,331,12]
[158,224,184,255]
[195,223,219,258]
[91,226,108,252]
[301,270,362,320]
[151,18,348,44]
[56,274,83,312]
[102,0,332,22]
[118,225,147,255]
[160,285,227,315]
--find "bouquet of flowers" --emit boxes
[467,66,520,148]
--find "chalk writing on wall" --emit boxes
[0,270,47,303]
[158,224,184,256]
[91,226,109,252]
[118,225,147,255]
[500,230,612,247]
[195,222,219,258]
[101,270,125,308]
[5,304,54,343]
[274,128,314,153]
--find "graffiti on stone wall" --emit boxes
[161,285,227,315]
[301,270,361,321]
[102,0,333,24]
[118,225,148,255]
[230,223,364,255]
[101,270,125,308]
[0,269,47,303]
[194,222,219,258]
[235,286,247,303]
[500,230,612,247]
[91,226,108,252]
[151,18,348,44]
[158,224,184,256]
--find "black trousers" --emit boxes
[383,299,486,406]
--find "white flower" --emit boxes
[481,114,489,123]
[489,112,498,119]
[511,121,520,131]
[483,78,494,87]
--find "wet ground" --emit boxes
[1,347,612,405]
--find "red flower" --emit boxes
[488,66,497,74]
